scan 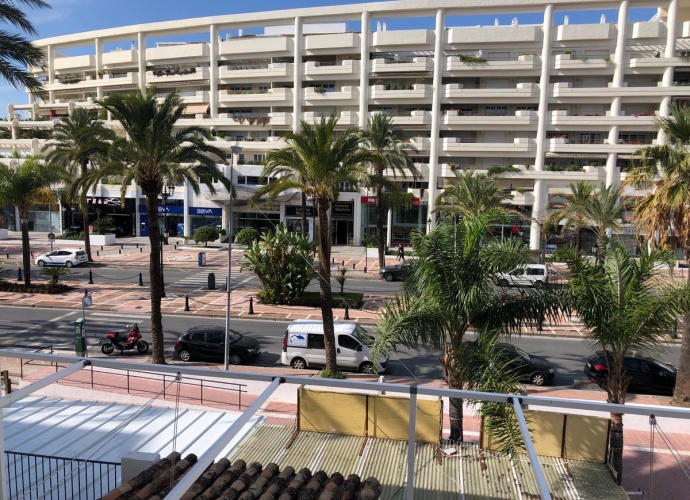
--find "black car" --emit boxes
[494,343,555,386]
[379,261,411,282]
[175,326,261,364]
[64,225,83,236]
[585,352,676,395]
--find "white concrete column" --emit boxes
[359,10,370,130]
[279,202,286,224]
[10,119,17,140]
[386,208,393,247]
[427,8,445,231]
[134,182,141,236]
[530,4,554,250]
[606,0,629,187]
[183,181,192,238]
[353,196,362,246]
[95,37,104,99]
[47,44,55,103]
[293,16,303,132]
[210,24,219,118]
[659,0,679,144]
[137,32,146,95]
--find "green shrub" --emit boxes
[92,216,115,235]
[42,266,70,286]
[235,228,260,245]
[241,225,316,305]
[56,233,83,240]
[320,369,345,379]
[193,226,219,246]
[487,166,520,176]
[292,292,363,309]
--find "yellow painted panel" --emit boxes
[525,410,565,458]
[298,388,367,436]
[367,395,441,443]
[564,415,609,463]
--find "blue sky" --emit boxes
[0,0,657,115]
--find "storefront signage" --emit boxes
[412,198,421,206]
[361,196,377,205]
[87,197,121,206]
[286,206,314,217]
[332,201,353,218]
[139,205,185,215]
[190,207,222,216]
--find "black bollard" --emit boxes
[352,263,355,269]
[120,244,123,250]
[136,243,139,248]
[17,267,22,281]
[249,296,254,315]
[344,303,350,320]
[364,266,367,273]
[342,260,344,266]
[332,258,334,264]
[138,273,143,286]
[6,253,8,259]
[96,251,99,257]
[88,270,94,284]
[119,249,121,254]
[101,246,103,251]
[140,247,143,253]
[184,295,190,311]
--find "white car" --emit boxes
[495,264,548,287]
[35,250,88,268]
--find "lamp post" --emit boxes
[592,242,599,262]
[225,145,242,370]
[159,184,175,298]
[427,217,432,234]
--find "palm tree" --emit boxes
[372,215,563,441]
[627,101,690,407]
[545,181,594,252]
[361,114,419,268]
[43,108,115,262]
[0,0,50,97]
[0,157,66,286]
[545,182,628,263]
[74,89,229,364]
[255,117,373,374]
[563,242,688,483]
[435,169,513,219]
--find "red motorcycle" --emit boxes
[100,323,149,355]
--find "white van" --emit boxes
[281,320,388,374]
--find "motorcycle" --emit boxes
[100,323,149,355]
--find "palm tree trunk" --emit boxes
[316,198,337,373]
[145,193,166,364]
[21,217,30,286]
[301,192,307,238]
[443,343,464,441]
[376,185,385,268]
[673,264,690,406]
[81,160,93,262]
[609,412,624,485]
[596,234,607,264]
[576,228,582,252]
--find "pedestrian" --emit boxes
[397,243,405,262]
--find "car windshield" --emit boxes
[512,346,531,360]
[227,331,242,343]
[353,325,375,347]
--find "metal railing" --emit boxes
[18,345,54,379]
[5,450,120,500]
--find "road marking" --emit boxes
[89,312,149,321]
[16,311,77,334]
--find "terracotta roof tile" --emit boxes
[100,454,381,500]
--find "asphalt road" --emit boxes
[0,306,681,392]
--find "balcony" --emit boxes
[219,88,292,105]
[301,111,360,127]
[219,62,293,81]
[447,25,541,44]
[147,67,209,83]
[146,43,209,62]
[269,112,293,126]
[371,57,433,74]
[101,72,138,86]
[374,110,431,126]
[213,113,273,127]
[305,32,359,50]
[549,110,657,127]
[372,29,434,47]
[303,86,357,103]
[547,138,649,154]
[54,54,95,71]
[442,110,537,129]
[441,137,536,156]
[628,55,690,70]
[219,36,292,56]
[384,162,430,180]
[443,83,539,102]
[551,82,690,101]
[102,49,138,66]
[304,59,359,78]
[369,84,432,102]
[161,90,208,104]
[446,54,539,74]
[553,54,612,71]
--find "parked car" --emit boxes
[175,326,261,364]
[35,250,88,268]
[494,264,548,287]
[467,342,555,386]
[584,352,677,395]
[379,261,412,282]
[64,225,83,236]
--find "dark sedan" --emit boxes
[379,261,412,282]
[175,326,260,364]
[585,352,676,395]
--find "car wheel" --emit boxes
[137,341,149,354]
[178,349,191,362]
[37,260,45,267]
[384,273,394,282]
[291,357,306,370]
[360,362,375,374]
[229,353,242,365]
[530,372,547,386]
[498,279,509,287]
[101,343,115,355]
[65,261,73,268]
[534,280,544,288]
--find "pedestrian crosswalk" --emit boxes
[171,270,230,289]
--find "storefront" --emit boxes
[390,198,426,245]
[331,201,354,245]
[360,196,379,243]
[188,206,223,235]
[285,205,314,237]
[139,203,185,237]
[236,211,280,237]
[64,197,137,236]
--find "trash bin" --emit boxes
[74,318,85,357]
[198,252,206,267]
[208,272,215,290]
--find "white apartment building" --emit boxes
[2,0,689,249]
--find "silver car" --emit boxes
[35,250,88,268]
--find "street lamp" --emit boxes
[427,217,432,234]
[592,242,599,261]
[159,184,175,298]
[225,145,242,370]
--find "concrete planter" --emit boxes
[91,234,116,246]
[0,229,7,240]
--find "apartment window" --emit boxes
[372,107,394,115]
[237,176,246,185]
[227,109,252,116]
[401,181,429,189]
[310,83,335,92]
[516,106,537,111]
[458,108,474,115]
[578,133,602,144]
[246,176,261,185]
[229,86,251,92]
[258,86,269,92]
[485,106,507,116]
[619,134,645,145]
[253,154,265,163]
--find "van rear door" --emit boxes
[307,334,326,367]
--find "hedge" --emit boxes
[0,281,70,294]
[292,292,363,309]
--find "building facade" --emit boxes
[2,0,689,248]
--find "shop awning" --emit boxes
[185,103,209,115]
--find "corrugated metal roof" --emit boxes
[226,424,628,500]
